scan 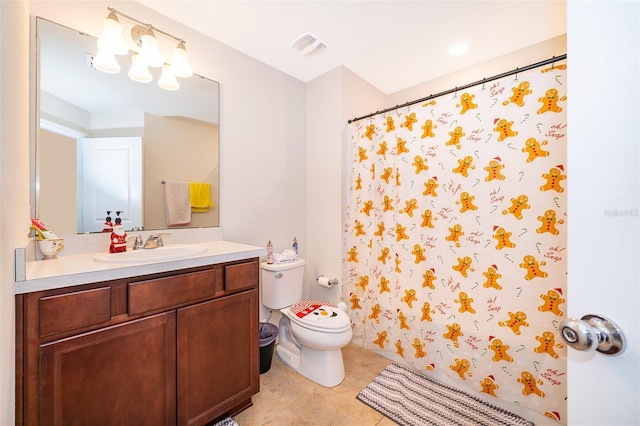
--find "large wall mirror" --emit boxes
[34,17,220,234]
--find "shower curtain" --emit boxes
[343,63,567,422]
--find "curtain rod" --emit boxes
[347,54,567,124]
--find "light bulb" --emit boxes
[138,29,164,68]
[158,65,179,90]
[93,48,120,74]
[170,42,193,78]
[97,11,128,55]
[128,54,153,83]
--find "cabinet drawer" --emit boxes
[40,287,111,338]
[129,269,216,315]
[225,260,259,292]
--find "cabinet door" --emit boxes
[177,289,258,426]
[40,312,176,426]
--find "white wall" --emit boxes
[305,67,386,303]
[0,2,31,425]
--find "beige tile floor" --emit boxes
[233,343,397,425]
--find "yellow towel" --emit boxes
[189,182,214,212]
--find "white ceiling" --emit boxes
[139,0,567,94]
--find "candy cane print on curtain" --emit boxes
[343,63,567,422]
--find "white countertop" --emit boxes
[16,240,266,294]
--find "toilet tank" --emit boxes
[261,258,305,309]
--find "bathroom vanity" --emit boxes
[15,241,263,426]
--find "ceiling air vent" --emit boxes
[290,32,327,55]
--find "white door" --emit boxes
[567,2,639,425]
[79,137,142,233]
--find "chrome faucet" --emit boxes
[128,234,144,250]
[144,233,170,249]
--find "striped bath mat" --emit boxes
[211,417,239,426]
[357,363,534,426]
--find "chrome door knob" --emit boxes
[559,314,625,355]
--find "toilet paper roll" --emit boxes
[317,276,333,288]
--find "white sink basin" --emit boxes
[93,244,208,264]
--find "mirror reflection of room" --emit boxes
[36,17,220,235]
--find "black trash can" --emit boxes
[259,322,278,374]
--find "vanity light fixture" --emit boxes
[158,64,180,90]
[94,7,193,90]
[131,25,164,68]
[170,41,193,78]
[128,54,153,83]
[97,10,128,55]
[93,47,121,74]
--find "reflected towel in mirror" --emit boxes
[189,182,214,212]
[164,180,191,226]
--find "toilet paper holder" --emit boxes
[317,275,339,287]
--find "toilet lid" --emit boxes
[287,299,351,331]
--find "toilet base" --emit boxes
[276,343,346,388]
[274,305,351,388]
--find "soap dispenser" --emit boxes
[266,240,274,264]
[109,212,127,253]
[102,211,113,233]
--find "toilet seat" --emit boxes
[285,299,351,333]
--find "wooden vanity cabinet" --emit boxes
[16,258,260,426]
[40,312,177,426]
[177,290,257,425]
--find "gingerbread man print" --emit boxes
[540,166,566,192]
[498,311,529,335]
[412,338,427,358]
[536,210,564,235]
[457,92,478,114]
[502,195,530,220]
[455,291,476,314]
[534,331,564,359]
[450,358,473,380]
[519,255,548,280]
[484,157,506,182]
[444,323,464,347]
[456,191,478,213]
[488,336,514,362]
[422,269,437,289]
[482,265,503,290]
[420,119,437,138]
[518,371,545,397]
[538,288,565,316]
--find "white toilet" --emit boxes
[261,258,353,387]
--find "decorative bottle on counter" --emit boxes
[102,211,113,233]
[292,237,298,255]
[267,240,274,264]
[109,225,128,253]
